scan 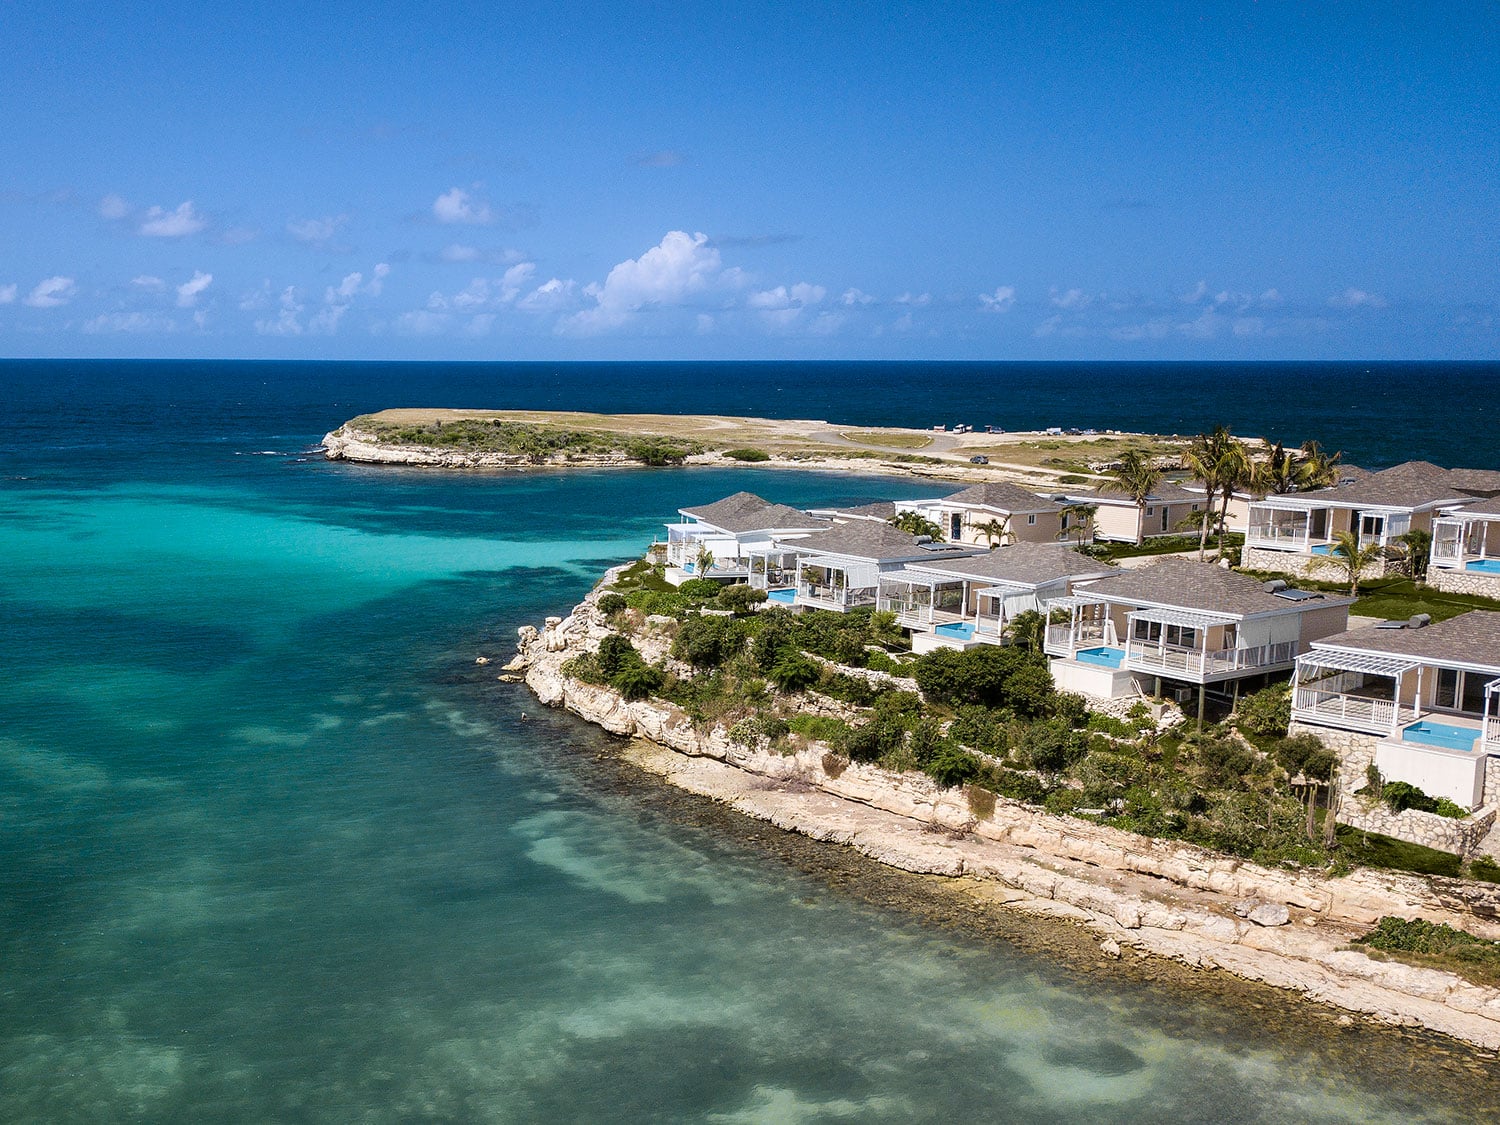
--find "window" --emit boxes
[1132,620,1197,648]
[1027,514,1037,525]
[1145,507,1155,516]
[1435,668,1491,715]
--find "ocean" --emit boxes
[2,359,1497,1121]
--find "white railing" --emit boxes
[1247,525,1311,550]
[1044,622,1108,656]
[1127,640,1298,679]
[1487,715,1500,753]
[798,584,877,609]
[1292,688,1410,735]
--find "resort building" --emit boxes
[895,483,1070,546]
[1430,496,1500,598]
[1290,611,1500,810]
[1047,481,1209,544]
[662,492,827,584]
[1242,461,1500,579]
[876,542,1120,654]
[1043,558,1354,709]
[747,521,980,612]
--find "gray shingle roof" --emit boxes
[1311,611,1500,672]
[1085,557,1354,617]
[1448,468,1500,497]
[906,542,1121,587]
[1302,461,1471,509]
[1055,480,1204,505]
[680,492,826,534]
[784,521,980,563]
[815,500,898,522]
[1453,495,1500,518]
[934,482,1062,514]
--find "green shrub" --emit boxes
[768,653,820,692]
[1470,856,1500,883]
[1272,734,1337,781]
[913,645,1054,714]
[676,577,723,599]
[597,592,628,616]
[927,744,980,788]
[671,614,748,669]
[1380,780,1466,818]
[717,584,768,615]
[613,662,664,700]
[789,713,849,742]
[723,447,770,462]
[1236,683,1292,737]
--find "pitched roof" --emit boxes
[932,482,1061,514]
[1302,461,1471,510]
[680,492,826,534]
[906,542,1121,587]
[814,500,898,522]
[1311,611,1500,672]
[1084,557,1353,617]
[1448,468,1500,497]
[1052,479,1206,506]
[784,521,979,563]
[1452,495,1500,518]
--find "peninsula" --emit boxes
[322,408,1196,488]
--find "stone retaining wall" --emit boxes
[1340,801,1499,858]
[1430,566,1500,598]
[1241,545,1386,582]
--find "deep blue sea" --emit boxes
[2,359,1498,1122]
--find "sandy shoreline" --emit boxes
[507,576,1500,1053]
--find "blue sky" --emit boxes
[2,2,1496,360]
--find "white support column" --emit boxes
[1391,670,1403,735]
[1413,665,1423,724]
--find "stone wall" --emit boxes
[1340,800,1498,858]
[1430,566,1500,598]
[1242,545,1387,582]
[1293,720,1498,856]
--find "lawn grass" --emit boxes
[1237,571,1500,622]
[839,430,934,450]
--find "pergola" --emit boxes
[1291,649,1424,736]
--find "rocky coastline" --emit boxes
[508,572,1500,1051]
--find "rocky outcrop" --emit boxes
[322,425,651,469]
[512,583,1500,1049]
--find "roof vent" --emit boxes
[1262,579,1288,593]
[1272,588,1323,602]
[1375,619,1407,630]
[915,535,932,544]
[1408,613,1431,629]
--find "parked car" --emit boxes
[969,454,989,464]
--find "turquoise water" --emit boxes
[1402,721,1482,752]
[768,587,797,604]
[1077,646,1128,669]
[934,621,977,640]
[3,361,1499,1120]
[1468,558,1500,574]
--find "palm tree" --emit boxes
[889,511,943,539]
[1060,503,1098,547]
[1256,441,1298,496]
[1392,528,1433,581]
[693,544,716,576]
[1184,426,1243,560]
[1104,449,1161,546]
[976,515,1013,548]
[1213,438,1254,560]
[1307,530,1383,596]
[1296,441,1343,492]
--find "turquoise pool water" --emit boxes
[1077,646,1126,669]
[1468,558,1500,574]
[768,587,797,604]
[1311,544,1335,556]
[934,621,976,640]
[1402,720,1482,752]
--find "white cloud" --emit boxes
[175,271,213,308]
[220,226,259,246]
[139,201,208,237]
[83,311,177,334]
[563,230,722,334]
[841,288,875,307]
[1050,287,1092,310]
[979,286,1015,312]
[517,278,578,313]
[0,284,17,304]
[132,275,166,291]
[255,287,305,336]
[24,276,76,308]
[1329,287,1387,309]
[748,282,826,327]
[464,313,496,337]
[394,309,451,335]
[440,243,481,262]
[433,187,493,225]
[287,215,347,245]
[894,292,931,306]
[98,193,131,220]
[1180,280,1208,304]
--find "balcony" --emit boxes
[1128,639,1297,681]
[797,583,877,611]
[1292,686,1416,736]
[1044,621,1109,657]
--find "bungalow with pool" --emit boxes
[1430,496,1500,599]
[1043,557,1355,713]
[877,542,1121,654]
[1289,610,1500,811]
[894,482,1070,546]
[747,521,980,611]
[662,492,827,585]
[1242,461,1500,579]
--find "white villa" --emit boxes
[1290,611,1500,809]
[1431,495,1500,599]
[1048,481,1208,544]
[877,542,1120,654]
[1043,558,1354,708]
[895,483,1071,546]
[663,492,827,584]
[747,521,980,612]
[1242,461,1500,578]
